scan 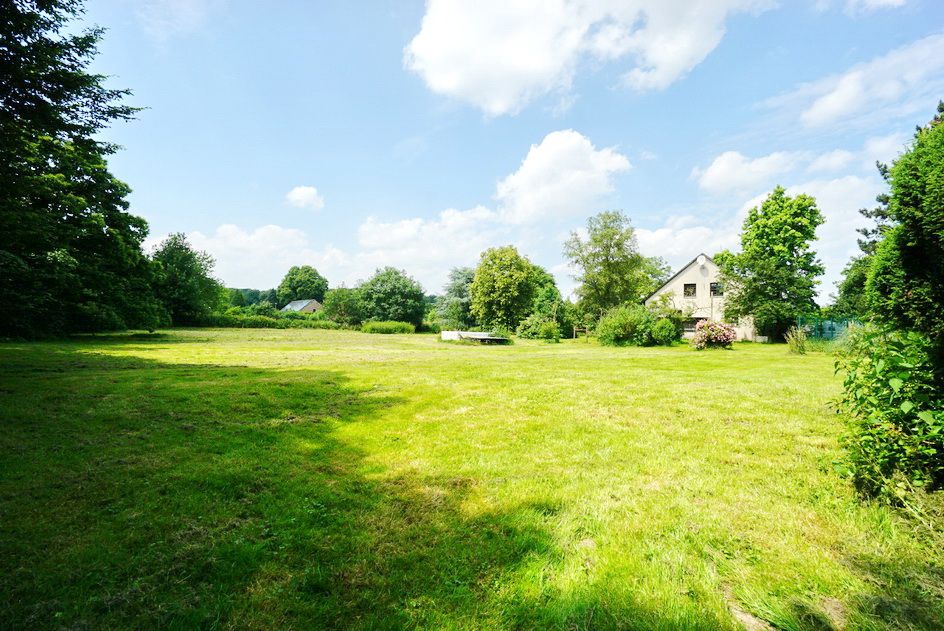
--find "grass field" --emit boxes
[1,329,941,630]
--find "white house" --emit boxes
[644,253,758,341]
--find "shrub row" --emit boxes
[197,314,342,329]
[361,320,415,334]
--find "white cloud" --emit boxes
[792,175,880,298]
[182,224,346,289]
[813,0,906,14]
[692,150,803,194]
[285,186,325,210]
[807,149,855,172]
[637,215,741,262]
[768,34,944,128]
[356,206,503,291]
[405,0,775,116]
[496,130,630,224]
[862,132,908,168]
[844,0,906,14]
[137,0,223,40]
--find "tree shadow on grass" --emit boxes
[1,343,565,629]
[840,553,944,629]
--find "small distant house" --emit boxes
[644,253,758,341]
[280,299,322,313]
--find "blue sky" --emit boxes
[82,0,944,298]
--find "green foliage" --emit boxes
[835,325,944,496]
[0,1,163,336]
[469,246,537,330]
[276,266,328,306]
[717,187,825,340]
[436,267,477,329]
[647,294,688,339]
[361,320,415,334]
[785,325,808,354]
[563,211,670,321]
[651,318,679,346]
[865,107,944,376]
[247,300,278,318]
[359,268,425,326]
[825,256,871,320]
[227,288,248,307]
[322,287,365,326]
[197,313,341,330]
[596,304,656,347]
[227,288,277,306]
[516,314,560,341]
[151,233,224,325]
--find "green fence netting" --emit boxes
[796,316,856,340]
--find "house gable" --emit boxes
[644,253,725,320]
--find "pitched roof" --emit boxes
[643,253,715,303]
[280,298,323,312]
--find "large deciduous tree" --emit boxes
[469,246,538,330]
[151,234,223,325]
[0,0,163,336]
[322,287,365,326]
[276,265,328,306]
[359,267,425,326]
[716,186,825,340]
[563,211,669,321]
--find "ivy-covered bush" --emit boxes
[835,324,944,496]
[361,320,415,334]
[651,318,679,346]
[690,320,736,350]
[596,305,656,346]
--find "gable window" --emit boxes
[710,282,723,296]
[683,283,696,297]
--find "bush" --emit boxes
[647,294,687,339]
[596,304,656,347]
[690,320,736,350]
[785,325,808,354]
[418,321,441,334]
[322,287,365,326]
[517,315,561,342]
[835,324,944,496]
[195,313,341,330]
[651,318,679,346]
[361,320,415,334]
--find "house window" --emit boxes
[683,283,696,297]
[710,282,723,296]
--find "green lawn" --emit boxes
[1,329,941,630]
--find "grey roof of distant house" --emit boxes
[280,299,322,312]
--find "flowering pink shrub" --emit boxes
[690,319,736,349]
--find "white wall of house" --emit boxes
[644,254,758,341]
